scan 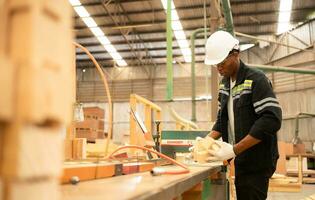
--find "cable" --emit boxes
[73,42,113,156]
[107,145,190,175]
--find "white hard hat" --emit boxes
[204,30,239,65]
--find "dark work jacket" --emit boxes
[212,61,282,177]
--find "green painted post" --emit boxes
[201,178,211,200]
[221,0,235,35]
[166,0,173,100]
[191,28,209,122]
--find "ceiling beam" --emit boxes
[75,6,314,20]
[74,16,307,30]
[75,44,206,55]
[76,52,205,62]
[77,58,206,68]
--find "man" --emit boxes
[204,30,282,200]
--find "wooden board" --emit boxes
[72,138,87,159]
[61,162,122,184]
[268,182,301,192]
[122,162,155,175]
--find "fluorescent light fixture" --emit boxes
[110,52,123,60]
[183,55,191,63]
[97,36,111,45]
[81,17,97,28]
[161,0,175,10]
[74,6,90,17]
[116,59,128,66]
[177,40,189,49]
[90,27,104,37]
[240,44,255,51]
[173,30,186,40]
[181,48,191,56]
[69,0,81,6]
[171,10,179,20]
[171,20,183,31]
[277,0,293,34]
[70,0,128,66]
[160,0,191,63]
[103,44,117,53]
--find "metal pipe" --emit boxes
[247,63,315,75]
[235,31,314,53]
[191,28,210,122]
[221,0,234,35]
[292,112,315,144]
[166,0,173,100]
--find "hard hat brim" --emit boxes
[204,51,229,65]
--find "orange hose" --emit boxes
[73,42,112,156]
[108,145,190,175]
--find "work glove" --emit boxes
[207,141,236,161]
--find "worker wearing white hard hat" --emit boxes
[202,30,282,200]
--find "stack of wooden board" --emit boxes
[75,107,106,142]
[0,1,74,200]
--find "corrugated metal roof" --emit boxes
[73,0,315,68]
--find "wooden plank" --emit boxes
[64,140,73,160]
[72,138,87,160]
[1,124,64,179]
[122,162,154,175]
[61,162,122,184]
[268,182,301,192]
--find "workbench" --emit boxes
[61,164,222,200]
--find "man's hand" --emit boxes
[207,141,236,161]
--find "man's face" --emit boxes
[216,52,239,77]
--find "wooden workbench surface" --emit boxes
[61,163,222,200]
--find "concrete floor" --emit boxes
[267,184,315,200]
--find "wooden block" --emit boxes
[1,124,64,179]
[75,130,98,142]
[8,0,74,124]
[72,138,87,159]
[83,107,105,120]
[5,179,60,200]
[61,162,121,184]
[75,119,99,130]
[122,162,154,174]
[276,141,287,174]
[64,140,73,160]
[98,120,104,130]
[0,58,14,121]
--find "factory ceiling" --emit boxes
[72,0,315,68]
